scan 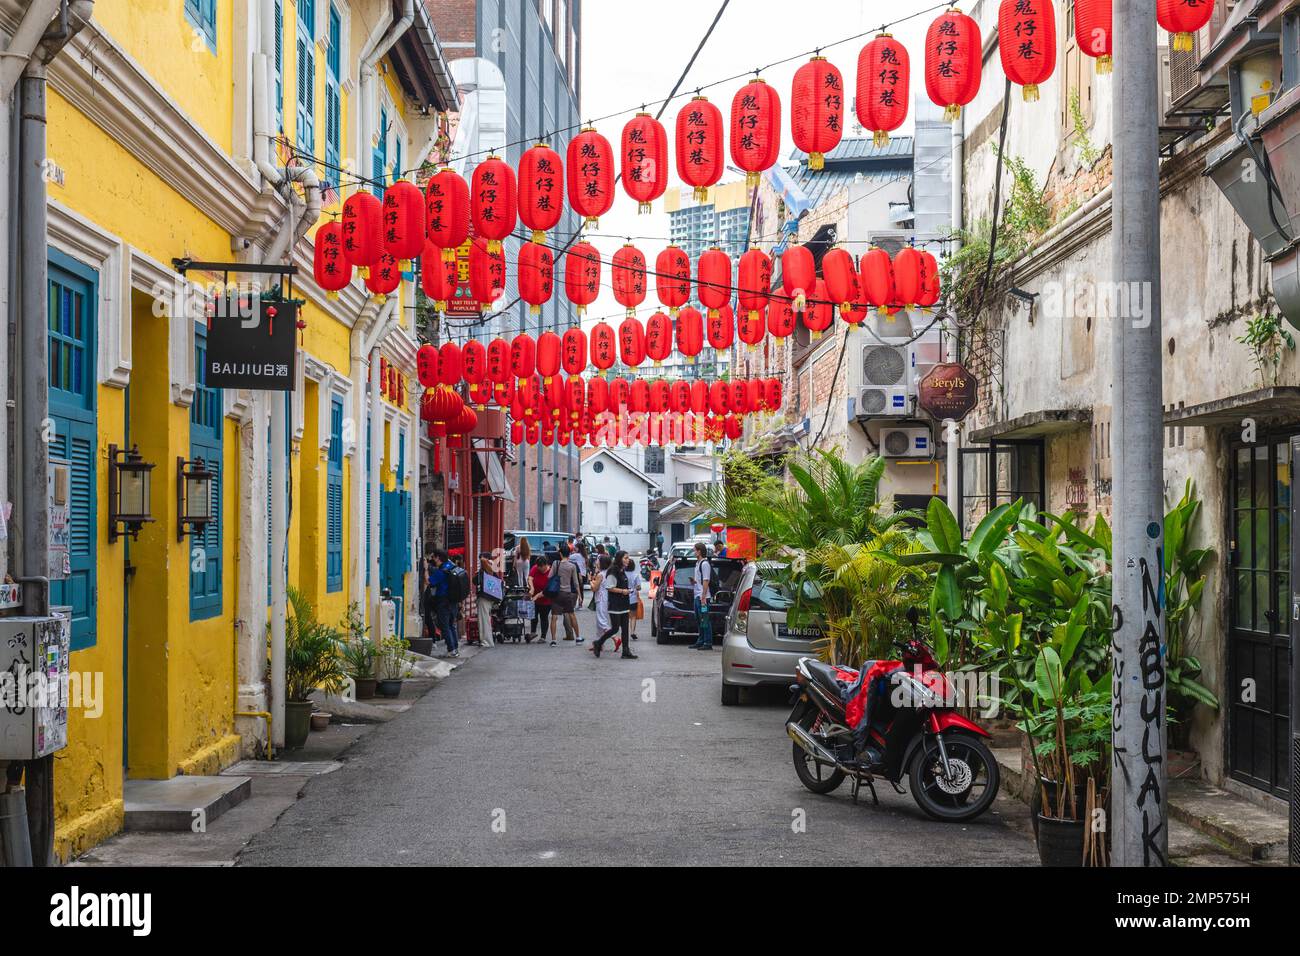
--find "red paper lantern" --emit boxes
[517,240,554,315]
[364,252,401,299]
[564,241,601,316]
[416,343,439,388]
[487,338,510,383]
[462,339,487,386]
[493,377,515,407]
[737,248,772,324]
[822,247,860,316]
[730,79,781,188]
[564,375,586,420]
[1074,0,1112,74]
[612,244,648,315]
[518,143,563,242]
[892,247,924,307]
[675,95,724,201]
[1158,0,1212,52]
[926,9,983,121]
[690,380,709,415]
[917,250,941,308]
[676,306,705,362]
[646,311,673,364]
[525,421,540,445]
[562,328,587,377]
[768,295,797,339]
[510,333,536,382]
[382,179,425,265]
[590,321,617,374]
[469,238,506,311]
[425,168,470,261]
[536,331,562,384]
[567,127,615,227]
[708,302,735,352]
[421,240,457,310]
[609,377,631,411]
[436,342,461,386]
[510,420,524,444]
[621,113,669,213]
[586,376,607,414]
[728,381,749,417]
[670,380,691,415]
[648,379,670,414]
[706,380,728,416]
[857,34,910,147]
[781,245,817,313]
[470,156,517,253]
[655,245,691,315]
[860,247,897,312]
[737,302,764,349]
[313,220,351,296]
[619,317,646,367]
[696,247,731,319]
[803,280,834,338]
[342,191,383,274]
[629,379,650,414]
[791,57,844,170]
[999,0,1057,101]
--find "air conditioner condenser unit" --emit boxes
[879,426,932,459]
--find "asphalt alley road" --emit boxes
[239,607,1039,866]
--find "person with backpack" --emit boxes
[689,541,713,651]
[547,542,583,644]
[424,550,460,657]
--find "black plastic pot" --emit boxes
[1036,814,1086,866]
[377,678,403,698]
[354,677,377,700]
[408,637,435,657]
[285,700,313,749]
[1030,777,1090,837]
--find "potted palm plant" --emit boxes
[341,636,378,700]
[376,635,410,698]
[285,588,346,749]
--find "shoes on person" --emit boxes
[591,643,602,658]
[450,650,460,657]
[575,637,584,644]
[550,640,556,647]
[631,635,638,641]
[621,652,638,660]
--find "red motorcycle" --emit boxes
[785,616,999,822]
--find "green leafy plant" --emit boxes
[376,635,410,681]
[1069,89,1101,167]
[340,636,377,682]
[1164,481,1218,715]
[285,587,347,702]
[1236,311,1295,388]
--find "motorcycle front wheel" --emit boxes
[908,733,1000,822]
[791,711,845,795]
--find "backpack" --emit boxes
[448,565,471,602]
[544,562,562,597]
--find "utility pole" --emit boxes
[1110,5,1167,867]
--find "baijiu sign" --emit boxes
[918,362,978,422]
[204,295,298,391]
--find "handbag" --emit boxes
[544,564,562,597]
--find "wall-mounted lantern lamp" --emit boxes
[177,456,215,541]
[108,444,155,543]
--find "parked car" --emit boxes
[504,530,577,565]
[651,553,745,644]
[719,562,824,705]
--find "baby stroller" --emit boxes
[494,582,532,643]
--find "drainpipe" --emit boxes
[945,108,965,519]
[359,0,413,186]
[11,0,94,869]
[0,0,61,585]
[369,348,383,630]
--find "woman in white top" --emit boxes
[623,553,643,641]
[592,554,609,635]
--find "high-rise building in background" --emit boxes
[429,0,583,532]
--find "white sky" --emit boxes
[577,0,943,325]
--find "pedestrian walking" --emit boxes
[592,551,635,659]
[548,542,583,643]
[655,530,665,556]
[624,552,643,641]
[689,541,713,650]
[528,555,553,645]
[424,550,460,657]
[511,538,531,587]
[591,553,609,644]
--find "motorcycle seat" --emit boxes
[805,660,852,699]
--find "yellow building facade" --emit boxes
[0,0,456,860]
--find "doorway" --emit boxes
[1227,434,1294,798]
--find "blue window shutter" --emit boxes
[47,250,98,650]
[274,1,284,131]
[365,418,371,582]
[326,398,344,592]
[324,6,341,185]
[185,0,217,52]
[190,324,223,620]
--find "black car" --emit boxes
[651,554,745,644]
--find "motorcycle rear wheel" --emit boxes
[791,712,846,795]
[908,733,1000,822]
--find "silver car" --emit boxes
[720,562,824,705]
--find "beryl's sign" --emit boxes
[204,295,298,391]
[917,361,978,422]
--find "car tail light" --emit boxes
[665,572,675,599]
[735,586,752,632]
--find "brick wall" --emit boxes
[423,0,477,58]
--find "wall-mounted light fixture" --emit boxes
[109,444,155,543]
[177,456,216,541]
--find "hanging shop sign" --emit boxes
[917,362,978,422]
[445,238,480,315]
[204,295,299,391]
